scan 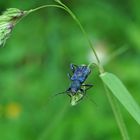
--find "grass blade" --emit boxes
[100,72,140,125]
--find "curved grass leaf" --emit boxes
[100,72,140,125]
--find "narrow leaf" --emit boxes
[100,72,140,125]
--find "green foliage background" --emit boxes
[0,0,140,140]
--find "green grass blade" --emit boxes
[100,72,140,125]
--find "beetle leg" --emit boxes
[80,87,97,106]
[82,84,93,91]
[66,89,72,97]
[70,63,78,73]
[79,88,83,92]
[80,88,85,94]
[78,88,86,100]
[67,73,72,79]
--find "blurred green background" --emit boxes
[0,0,140,140]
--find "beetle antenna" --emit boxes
[45,91,66,105]
[54,91,66,96]
[85,94,98,107]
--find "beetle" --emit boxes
[67,64,93,95]
[56,64,93,105]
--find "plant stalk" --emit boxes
[55,0,101,67]
[27,2,104,73]
[26,4,65,14]
[53,1,130,139]
[104,84,130,140]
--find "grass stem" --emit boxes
[55,0,101,67]
[104,84,130,140]
[26,4,65,14]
